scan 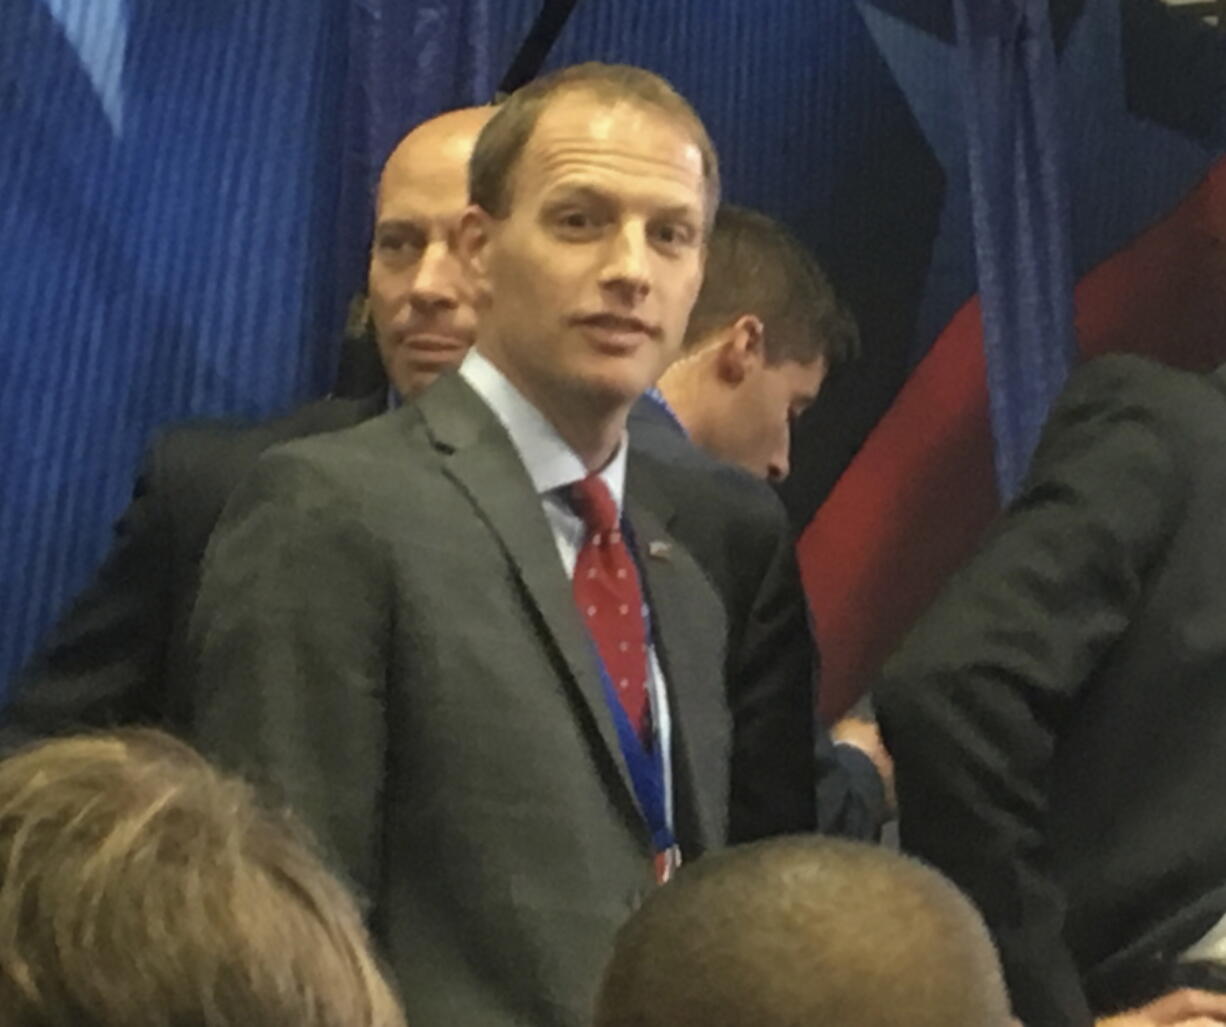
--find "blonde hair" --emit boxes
[0,730,405,1027]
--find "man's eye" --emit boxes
[653,222,692,247]
[377,231,424,255]
[558,211,593,230]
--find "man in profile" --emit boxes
[633,203,891,827]
[1,105,493,745]
[0,729,405,1027]
[191,62,854,1026]
[594,836,1013,1027]
[648,203,857,484]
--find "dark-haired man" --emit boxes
[633,203,889,829]
[650,204,857,483]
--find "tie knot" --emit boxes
[570,475,619,535]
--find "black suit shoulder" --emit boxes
[151,392,385,553]
[876,354,1226,1025]
[629,398,885,841]
[2,390,385,746]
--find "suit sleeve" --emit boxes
[1,445,174,751]
[729,492,887,842]
[189,447,390,901]
[875,357,1187,1027]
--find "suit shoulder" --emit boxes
[632,437,789,530]
[150,394,381,474]
[251,403,424,480]
[1059,354,1218,417]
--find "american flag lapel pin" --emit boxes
[647,539,672,561]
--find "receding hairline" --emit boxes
[470,66,721,229]
[500,87,715,221]
[376,105,495,215]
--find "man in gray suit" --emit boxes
[190,63,835,1026]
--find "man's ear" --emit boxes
[457,204,494,294]
[713,314,766,385]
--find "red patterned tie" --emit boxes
[570,474,650,744]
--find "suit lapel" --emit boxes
[626,461,730,854]
[415,375,643,822]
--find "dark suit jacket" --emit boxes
[1,392,385,748]
[876,355,1226,1026]
[190,374,820,1027]
[629,397,885,839]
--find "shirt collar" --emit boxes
[459,349,627,511]
[644,387,689,438]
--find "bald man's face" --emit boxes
[368,115,486,398]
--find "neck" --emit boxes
[478,343,629,472]
[656,366,702,440]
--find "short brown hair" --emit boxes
[595,836,1011,1027]
[471,62,720,228]
[684,204,860,369]
[0,730,405,1027]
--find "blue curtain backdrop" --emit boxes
[3,0,1225,699]
[954,0,1077,501]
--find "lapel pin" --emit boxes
[647,540,672,561]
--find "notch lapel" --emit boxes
[626,466,731,853]
[414,375,643,824]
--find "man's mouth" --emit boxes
[572,313,659,346]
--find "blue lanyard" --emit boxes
[594,648,674,855]
[587,518,675,858]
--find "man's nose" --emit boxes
[766,437,791,483]
[409,242,463,310]
[599,225,651,302]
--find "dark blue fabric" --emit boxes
[1,0,350,692]
[332,0,496,314]
[953,0,1076,501]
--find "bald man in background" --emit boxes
[1,106,493,747]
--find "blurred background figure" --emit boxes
[593,835,1012,1027]
[0,729,405,1027]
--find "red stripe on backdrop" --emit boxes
[798,297,998,724]
[801,155,1226,723]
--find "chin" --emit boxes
[394,369,437,399]
[572,371,649,410]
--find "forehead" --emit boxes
[771,355,829,393]
[377,138,471,223]
[516,93,707,213]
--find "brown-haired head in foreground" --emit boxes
[0,730,405,1027]
[684,204,859,370]
[470,61,721,230]
[594,836,1012,1027]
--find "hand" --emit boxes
[1096,988,1226,1027]
[830,715,896,817]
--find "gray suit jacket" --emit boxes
[190,373,817,1027]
